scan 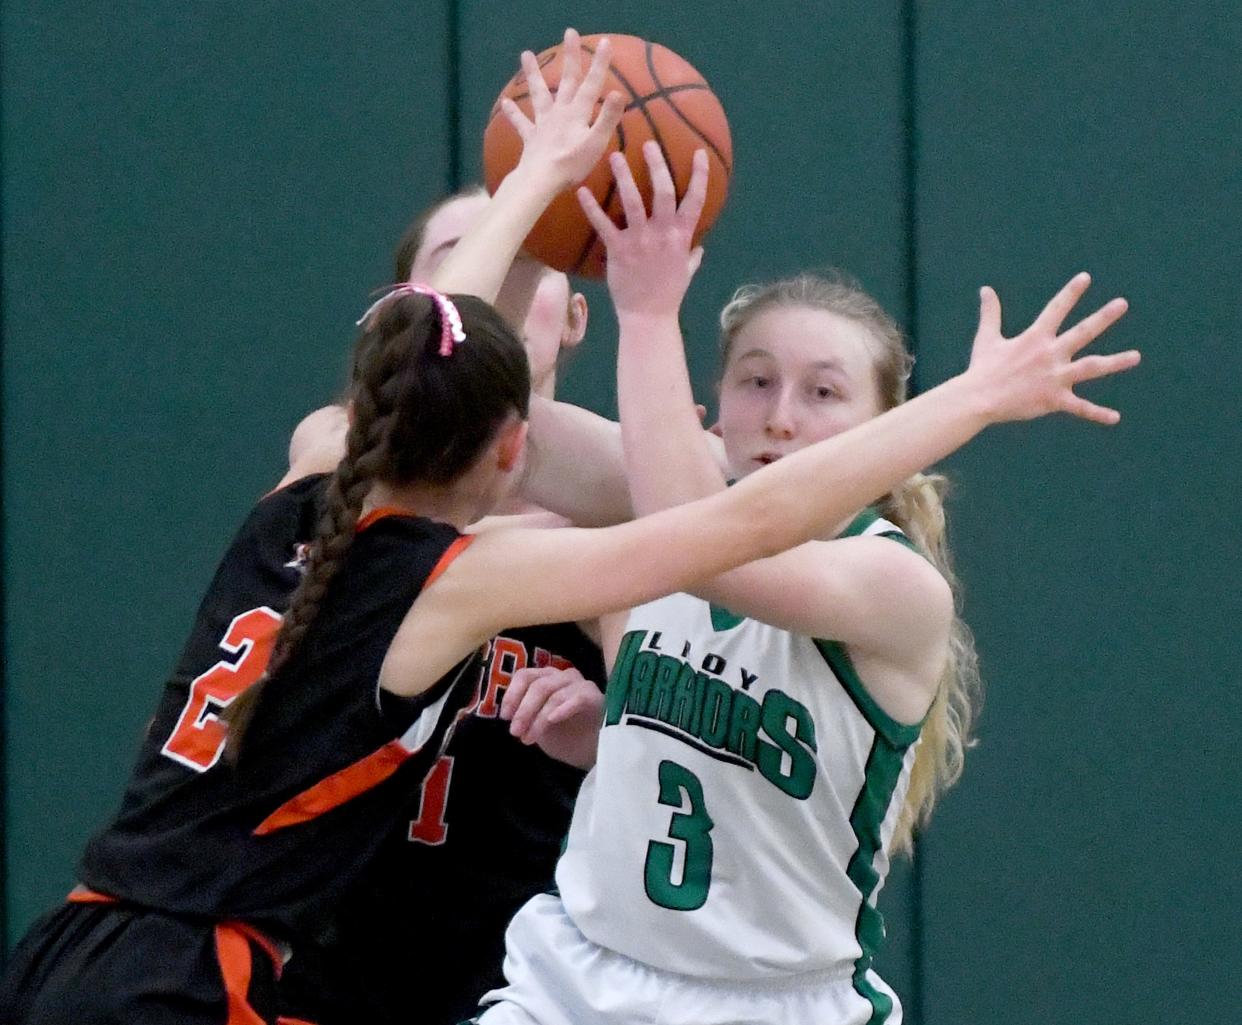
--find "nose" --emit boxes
[764,388,797,440]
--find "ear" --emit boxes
[561,292,589,351]
[496,419,528,473]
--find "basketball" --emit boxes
[483,33,733,278]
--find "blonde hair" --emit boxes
[720,271,981,854]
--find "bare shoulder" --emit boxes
[275,405,348,490]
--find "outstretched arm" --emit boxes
[380,285,1138,696]
[584,145,1132,699]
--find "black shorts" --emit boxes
[0,899,281,1024]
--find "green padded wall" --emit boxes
[909,3,1240,1022]
[3,4,1236,1022]
[2,0,452,945]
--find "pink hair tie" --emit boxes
[355,283,467,357]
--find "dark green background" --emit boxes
[3,2,1237,1021]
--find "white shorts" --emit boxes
[472,893,902,1025]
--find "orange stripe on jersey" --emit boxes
[67,885,117,904]
[252,533,474,836]
[216,923,267,1025]
[355,505,417,532]
[424,533,475,588]
[252,739,414,835]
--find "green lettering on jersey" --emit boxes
[757,689,819,799]
[604,629,646,726]
[725,689,762,761]
[627,651,658,717]
[697,675,733,748]
[649,654,682,722]
[669,660,703,735]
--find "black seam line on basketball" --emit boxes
[624,715,755,769]
[500,83,711,119]
[643,41,732,176]
[642,42,680,203]
[495,52,558,111]
[569,118,626,274]
[579,42,671,179]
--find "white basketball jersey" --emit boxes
[556,511,923,1009]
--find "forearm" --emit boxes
[429,166,558,303]
[617,311,728,514]
[522,396,634,526]
[724,374,991,561]
[492,253,544,336]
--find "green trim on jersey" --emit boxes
[813,639,923,748]
[708,603,745,631]
[845,732,914,1025]
[707,508,887,633]
[840,507,881,537]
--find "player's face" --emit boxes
[407,193,491,283]
[410,195,580,397]
[717,305,885,480]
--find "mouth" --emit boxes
[755,453,782,466]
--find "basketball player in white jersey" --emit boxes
[473,147,1135,1025]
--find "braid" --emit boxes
[223,318,413,759]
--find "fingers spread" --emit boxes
[611,150,648,227]
[558,28,583,103]
[578,185,619,242]
[1068,349,1141,385]
[499,96,533,141]
[1060,297,1129,354]
[588,91,625,147]
[521,50,552,114]
[978,285,1003,337]
[1061,391,1122,425]
[578,186,617,241]
[677,150,709,233]
[1036,271,1091,334]
[643,140,677,221]
[577,35,613,112]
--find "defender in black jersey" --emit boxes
[278,621,606,1025]
[0,476,483,1024]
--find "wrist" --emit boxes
[494,163,563,207]
[934,371,1000,431]
[615,309,682,336]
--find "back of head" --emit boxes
[352,290,530,487]
[225,289,528,756]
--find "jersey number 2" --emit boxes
[160,606,282,772]
[644,759,715,911]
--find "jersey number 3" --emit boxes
[645,759,715,911]
[160,606,283,772]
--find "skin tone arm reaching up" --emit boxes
[578,143,1136,721]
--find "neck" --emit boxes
[364,480,486,531]
[532,371,557,401]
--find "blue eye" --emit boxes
[749,375,771,389]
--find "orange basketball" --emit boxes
[483,34,733,278]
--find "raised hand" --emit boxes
[964,273,1138,425]
[500,29,626,192]
[578,141,709,318]
[499,665,604,770]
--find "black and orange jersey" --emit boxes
[77,473,482,944]
[280,619,606,1025]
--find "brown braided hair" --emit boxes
[224,290,530,758]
